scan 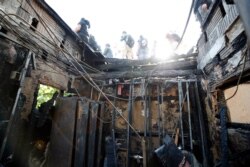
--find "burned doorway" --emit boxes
[27,84,59,167]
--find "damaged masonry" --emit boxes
[1,0,250,167]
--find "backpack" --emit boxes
[126,35,135,48]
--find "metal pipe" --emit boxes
[0,51,32,160]
[112,85,118,167]
[126,79,134,167]
[147,85,152,153]
[178,80,184,149]
[186,82,193,151]
[143,80,148,138]
[161,85,165,139]
[194,81,208,167]
[143,80,148,166]
[157,84,162,144]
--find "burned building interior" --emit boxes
[1,0,250,167]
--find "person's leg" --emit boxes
[126,46,134,59]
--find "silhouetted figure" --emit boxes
[166,33,181,43]
[120,31,134,59]
[89,35,101,51]
[75,18,90,43]
[137,35,149,60]
[148,135,201,167]
[103,44,113,58]
[34,92,58,128]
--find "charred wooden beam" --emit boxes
[103,53,197,65]
[178,80,185,149]
[227,122,250,131]
[85,69,196,80]
[98,59,197,71]
[100,94,179,102]
[126,80,134,167]
[96,103,105,167]
[87,102,99,167]
[210,60,250,91]
[74,101,90,167]
[194,82,208,167]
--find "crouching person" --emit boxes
[149,134,201,167]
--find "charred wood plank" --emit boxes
[86,69,196,80]
[47,97,78,167]
[96,103,105,167]
[74,101,90,167]
[227,122,250,131]
[210,60,250,90]
[98,59,197,71]
[104,53,197,64]
[87,102,99,167]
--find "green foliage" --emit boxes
[36,84,58,109]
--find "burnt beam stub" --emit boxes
[41,50,48,60]
[98,55,197,72]
[30,18,39,31]
[0,26,7,34]
[85,70,197,80]
[60,39,65,49]
[225,0,234,4]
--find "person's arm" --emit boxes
[74,24,81,33]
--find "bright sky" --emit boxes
[45,0,201,59]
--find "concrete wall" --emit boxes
[225,84,250,123]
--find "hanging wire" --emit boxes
[22,0,142,140]
[0,9,100,73]
[225,48,248,101]
[175,0,195,50]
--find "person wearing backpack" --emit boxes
[120,31,134,59]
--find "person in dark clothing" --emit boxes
[137,35,149,60]
[166,33,181,43]
[120,31,134,59]
[88,34,101,51]
[103,136,117,167]
[75,18,90,43]
[103,44,113,58]
[148,135,201,167]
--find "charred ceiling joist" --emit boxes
[1,0,250,167]
[0,1,211,167]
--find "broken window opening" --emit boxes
[60,39,65,49]
[41,50,48,60]
[36,84,59,109]
[0,26,7,34]
[26,84,59,167]
[219,3,226,17]
[30,18,39,31]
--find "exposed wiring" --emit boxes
[225,49,248,101]
[0,9,100,73]
[24,0,101,73]
[0,14,102,81]
[175,0,195,50]
[21,2,142,139]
